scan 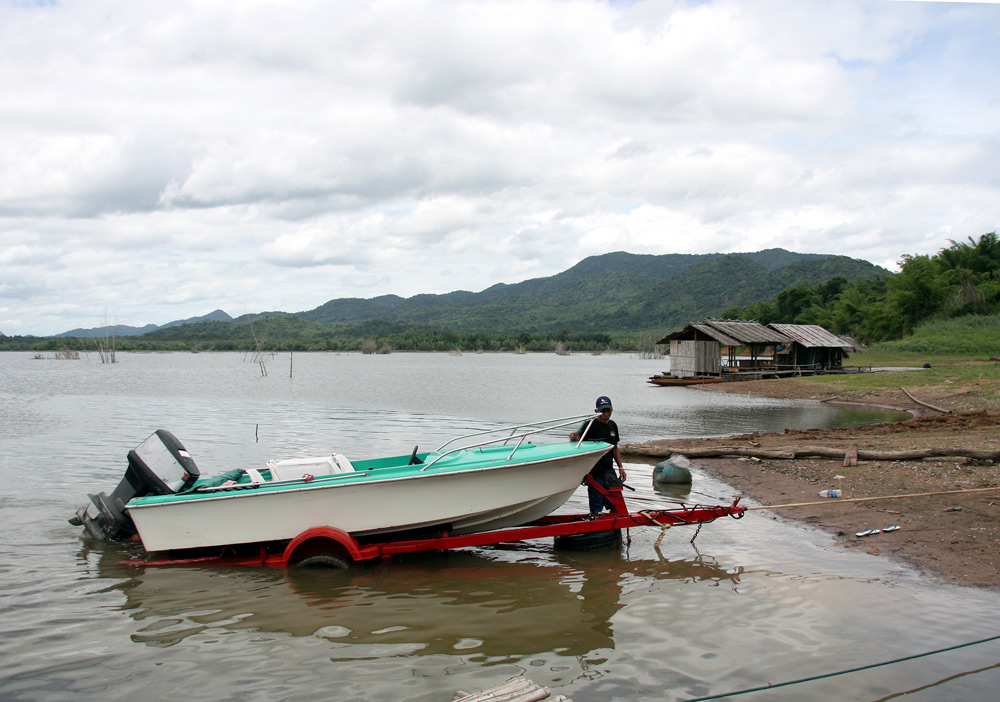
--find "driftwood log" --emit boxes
[900,387,951,414]
[621,443,1000,462]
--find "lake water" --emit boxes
[1,352,997,701]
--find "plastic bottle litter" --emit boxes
[818,489,842,498]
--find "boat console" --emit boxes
[69,429,201,541]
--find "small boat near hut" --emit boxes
[70,415,613,553]
[648,374,723,386]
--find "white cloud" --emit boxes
[0,0,998,335]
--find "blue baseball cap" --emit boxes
[595,396,613,411]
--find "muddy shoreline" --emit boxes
[621,378,1000,588]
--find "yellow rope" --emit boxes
[639,510,672,548]
[745,485,1000,511]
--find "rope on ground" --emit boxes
[745,485,1000,511]
[677,633,1000,702]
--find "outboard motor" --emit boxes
[69,430,200,541]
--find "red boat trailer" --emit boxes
[123,476,745,568]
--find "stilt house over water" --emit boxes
[653,320,854,382]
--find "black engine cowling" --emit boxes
[70,430,201,541]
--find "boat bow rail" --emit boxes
[420,414,602,471]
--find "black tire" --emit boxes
[554,529,622,551]
[294,553,350,569]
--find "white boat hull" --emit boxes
[127,448,607,552]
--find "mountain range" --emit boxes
[55,248,890,339]
[56,309,234,338]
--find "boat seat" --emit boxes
[265,455,353,481]
[245,468,267,484]
[333,453,355,472]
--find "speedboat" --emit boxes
[70,415,611,553]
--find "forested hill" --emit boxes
[55,309,234,338]
[296,249,888,334]
[7,248,890,351]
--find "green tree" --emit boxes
[885,254,946,336]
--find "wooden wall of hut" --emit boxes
[669,340,721,377]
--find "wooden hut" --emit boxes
[654,320,792,381]
[653,320,857,383]
[702,320,793,374]
[654,322,735,380]
[767,323,854,372]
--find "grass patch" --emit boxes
[796,360,999,394]
[786,316,1000,396]
[869,315,1000,356]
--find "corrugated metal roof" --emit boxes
[768,323,851,349]
[838,335,866,353]
[657,320,789,346]
[703,320,791,345]
[657,327,695,344]
[690,323,741,347]
[656,323,740,346]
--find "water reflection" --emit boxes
[89,543,744,662]
[553,546,744,589]
[92,550,614,656]
[651,482,692,501]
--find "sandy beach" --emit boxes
[621,373,1000,588]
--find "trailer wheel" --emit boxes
[554,529,621,551]
[294,553,350,569]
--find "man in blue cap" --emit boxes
[570,395,626,518]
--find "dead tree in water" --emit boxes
[637,333,663,359]
[94,316,117,363]
[247,319,268,376]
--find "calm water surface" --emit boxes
[1,352,997,701]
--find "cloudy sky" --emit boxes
[1,0,998,336]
